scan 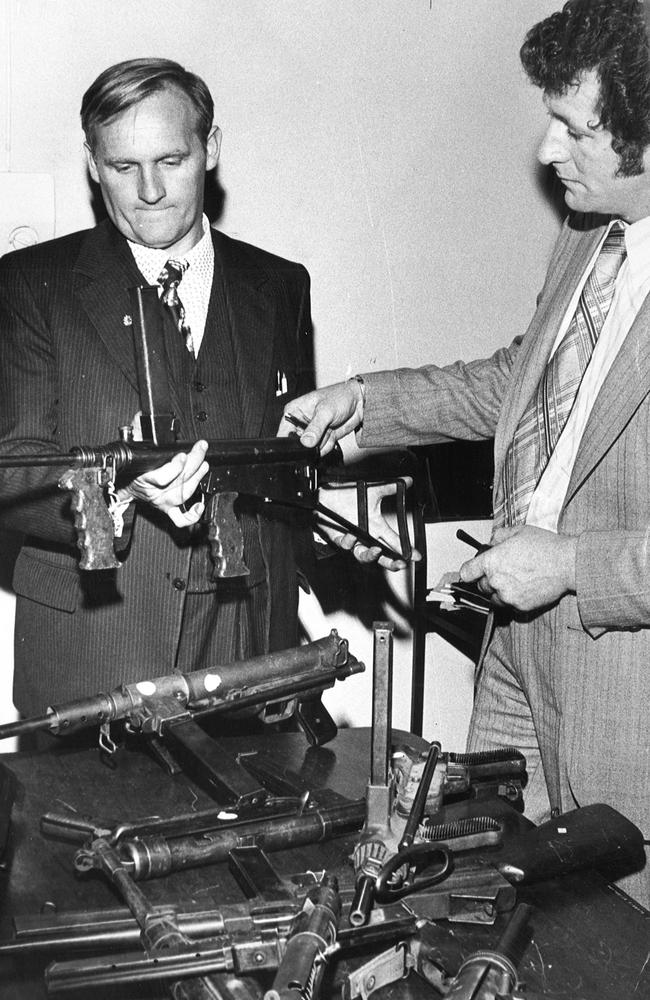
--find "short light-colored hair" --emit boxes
[81,57,214,151]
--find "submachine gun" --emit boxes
[0,631,364,810]
[341,623,645,933]
[0,285,414,575]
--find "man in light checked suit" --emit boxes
[279,0,650,908]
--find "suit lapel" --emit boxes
[212,230,276,436]
[565,289,650,504]
[495,211,650,511]
[73,222,148,392]
[494,221,606,479]
[73,224,279,436]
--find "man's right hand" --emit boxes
[277,379,365,454]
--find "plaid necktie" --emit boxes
[158,259,194,355]
[496,221,627,527]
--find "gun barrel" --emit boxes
[0,454,78,468]
[0,689,133,742]
[119,799,366,880]
[265,875,340,1000]
[495,902,534,970]
[2,900,296,957]
[0,713,57,740]
[0,436,320,472]
[443,903,532,1000]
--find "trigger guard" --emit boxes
[374,844,453,902]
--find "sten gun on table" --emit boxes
[3,799,641,997]
[0,794,643,993]
[347,624,645,930]
[0,631,363,809]
[37,749,525,886]
[4,871,431,995]
[357,801,646,927]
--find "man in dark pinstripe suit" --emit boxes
[0,59,313,716]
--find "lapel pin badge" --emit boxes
[123,314,133,326]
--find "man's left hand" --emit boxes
[458,525,578,611]
[116,439,209,528]
[316,480,421,571]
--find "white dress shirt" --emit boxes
[128,214,215,355]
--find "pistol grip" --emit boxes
[207,492,250,578]
[58,467,120,570]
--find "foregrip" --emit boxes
[58,467,119,571]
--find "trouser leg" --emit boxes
[174,580,269,672]
[467,624,551,823]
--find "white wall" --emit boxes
[0,1,562,738]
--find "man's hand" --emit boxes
[316,481,421,571]
[458,525,578,611]
[277,380,364,455]
[116,440,210,527]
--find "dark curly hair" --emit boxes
[520,0,650,176]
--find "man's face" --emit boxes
[85,86,220,255]
[538,69,650,222]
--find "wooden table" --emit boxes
[0,728,648,1000]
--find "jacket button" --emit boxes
[172,577,186,591]
[196,410,208,422]
[194,381,206,392]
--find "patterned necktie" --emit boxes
[497,221,627,527]
[158,259,194,355]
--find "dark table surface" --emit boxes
[0,727,648,1000]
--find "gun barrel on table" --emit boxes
[1,803,645,993]
[0,630,362,743]
[264,874,341,1000]
[442,902,533,1000]
[38,897,419,994]
[76,798,366,881]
